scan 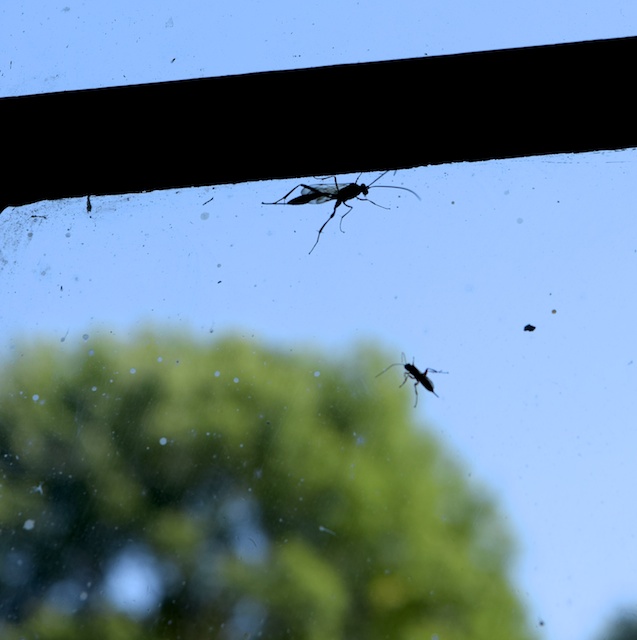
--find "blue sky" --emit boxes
[2,2,637,639]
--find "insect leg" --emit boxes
[262,184,307,205]
[338,202,354,233]
[375,362,403,378]
[308,201,341,255]
[358,196,390,210]
[412,382,419,407]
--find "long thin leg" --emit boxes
[358,197,390,210]
[308,201,341,254]
[338,202,354,232]
[262,184,306,205]
[375,362,403,378]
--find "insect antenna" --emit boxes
[375,362,404,378]
[362,171,421,200]
[369,185,422,200]
[365,170,390,188]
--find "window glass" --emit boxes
[1,3,636,640]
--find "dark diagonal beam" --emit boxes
[1,36,635,211]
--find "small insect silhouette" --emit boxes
[262,171,420,254]
[376,353,447,407]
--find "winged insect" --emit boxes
[263,171,420,253]
[376,353,447,407]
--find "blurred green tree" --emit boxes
[598,611,637,640]
[0,333,535,640]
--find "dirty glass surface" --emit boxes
[1,3,637,640]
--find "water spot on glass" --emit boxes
[318,525,336,536]
[233,377,239,383]
[313,371,320,377]
[23,519,35,531]
[130,368,136,374]
[200,212,209,220]
[88,349,95,356]
[82,334,89,341]
[516,217,524,224]
[91,386,97,392]
[159,437,167,446]
[157,356,163,363]
[32,394,39,402]
[214,371,220,377]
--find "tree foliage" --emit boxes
[0,333,535,639]
[598,611,637,640]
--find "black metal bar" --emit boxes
[2,36,635,211]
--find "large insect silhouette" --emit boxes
[376,353,448,407]
[262,171,421,254]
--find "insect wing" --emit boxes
[290,183,343,205]
[289,192,331,205]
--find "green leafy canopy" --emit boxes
[0,333,535,640]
